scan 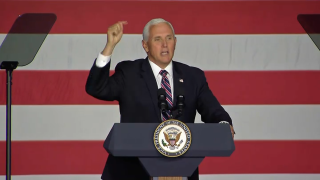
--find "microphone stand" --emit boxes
[157,89,185,120]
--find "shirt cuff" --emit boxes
[95,53,111,67]
[219,121,229,124]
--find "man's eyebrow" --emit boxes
[153,35,173,39]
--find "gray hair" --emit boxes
[142,18,175,41]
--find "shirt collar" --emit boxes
[148,58,173,78]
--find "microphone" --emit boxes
[176,90,185,118]
[157,88,167,113]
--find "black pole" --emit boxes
[0,13,57,180]
[1,61,18,180]
[6,69,12,180]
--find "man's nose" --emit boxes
[162,40,168,47]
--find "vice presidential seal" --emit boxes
[153,119,192,157]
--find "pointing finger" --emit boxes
[118,21,128,25]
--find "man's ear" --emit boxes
[142,40,149,53]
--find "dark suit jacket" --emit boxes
[85,57,233,180]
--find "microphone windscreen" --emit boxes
[176,80,185,96]
[157,88,166,97]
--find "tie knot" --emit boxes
[160,70,168,76]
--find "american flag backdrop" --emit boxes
[1,0,320,180]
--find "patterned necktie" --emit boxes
[159,70,173,121]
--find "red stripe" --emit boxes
[1,1,320,34]
[0,140,319,175]
[0,70,319,105]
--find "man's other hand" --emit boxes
[230,125,235,139]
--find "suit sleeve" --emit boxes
[196,69,233,126]
[85,58,125,101]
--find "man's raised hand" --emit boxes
[107,21,127,46]
[103,21,128,56]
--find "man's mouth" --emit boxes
[161,51,169,55]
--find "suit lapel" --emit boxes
[172,61,185,120]
[140,57,162,122]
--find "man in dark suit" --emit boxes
[85,18,235,180]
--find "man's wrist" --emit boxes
[102,44,115,56]
[219,121,235,134]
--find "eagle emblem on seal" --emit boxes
[162,127,183,150]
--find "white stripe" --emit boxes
[0,34,319,71]
[1,174,320,180]
[1,105,320,141]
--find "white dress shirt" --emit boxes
[148,58,174,100]
[95,53,188,180]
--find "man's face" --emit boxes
[142,22,177,68]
